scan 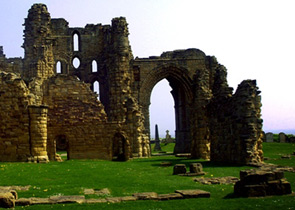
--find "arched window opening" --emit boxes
[72,57,80,69]
[73,33,80,51]
[92,60,97,72]
[93,81,100,100]
[56,61,62,74]
[150,79,175,149]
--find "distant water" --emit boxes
[151,130,295,139]
[264,129,295,135]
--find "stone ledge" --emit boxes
[12,189,211,208]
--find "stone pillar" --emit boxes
[28,105,49,163]
[154,124,161,151]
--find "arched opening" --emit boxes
[73,33,80,51]
[56,61,62,74]
[55,135,69,160]
[140,65,193,154]
[112,133,127,161]
[150,79,175,151]
[93,81,100,100]
[72,57,80,69]
[92,60,97,72]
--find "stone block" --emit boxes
[157,193,183,200]
[174,189,210,198]
[190,163,203,173]
[173,164,187,175]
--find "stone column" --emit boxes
[28,105,49,163]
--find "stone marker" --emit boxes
[265,132,273,142]
[279,132,286,143]
[154,124,161,151]
[173,164,187,175]
[190,163,203,174]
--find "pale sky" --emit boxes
[1,0,295,136]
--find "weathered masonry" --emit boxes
[0,4,263,164]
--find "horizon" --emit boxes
[1,0,294,137]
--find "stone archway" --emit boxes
[139,64,193,154]
[112,132,130,161]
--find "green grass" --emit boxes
[0,142,295,209]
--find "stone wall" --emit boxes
[0,3,264,164]
[0,72,30,161]
[43,75,115,160]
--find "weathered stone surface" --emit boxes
[84,198,107,204]
[193,176,239,185]
[279,132,286,143]
[157,193,183,200]
[0,191,17,208]
[190,163,203,174]
[49,195,85,204]
[0,3,263,165]
[234,169,292,197]
[132,192,158,200]
[174,189,210,198]
[266,132,274,142]
[173,164,187,175]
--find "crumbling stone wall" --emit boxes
[43,74,115,160]
[0,3,263,164]
[0,72,30,161]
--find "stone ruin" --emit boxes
[0,4,263,164]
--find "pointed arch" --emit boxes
[73,32,80,51]
[56,61,62,74]
[92,60,97,72]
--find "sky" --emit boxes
[0,0,295,136]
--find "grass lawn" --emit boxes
[0,143,295,209]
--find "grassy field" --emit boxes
[0,143,295,209]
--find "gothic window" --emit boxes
[92,60,97,72]
[56,61,62,74]
[73,33,80,51]
[93,81,100,100]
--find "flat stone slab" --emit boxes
[83,188,111,196]
[84,198,107,204]
[193,176,239,185]
[49,195,85,204]
[175,153,191,157]
[0,186,31,191]
[157,193,183,200]
[179,172,206,176]
[175,189,210,198]
[132,192,158,200]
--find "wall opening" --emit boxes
[112,133,126,161]
[92,60,97,72]
[150,79,175,150]
[55,135,69,160]
[93,81,100,100]
[56,61,62,74]
[72,57,80,69]
[73,33,80,51]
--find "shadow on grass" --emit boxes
[138,155,246,169]
[223,193,238,199]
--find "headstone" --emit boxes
[279,132,286,143]
[154,124,161,151]
[265,132,273,142]
[190,163,203,174]
[165,130,173,143]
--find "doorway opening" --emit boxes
[112,133,127,161]
[55,135,69,160]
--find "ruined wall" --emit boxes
[209,77,263,164]
[43,75,115,160]
[0,72,30,161]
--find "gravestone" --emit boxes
[173,164,187,175]
[279,132,286,143]
[165,130,174,143]
[265,132,273,142]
